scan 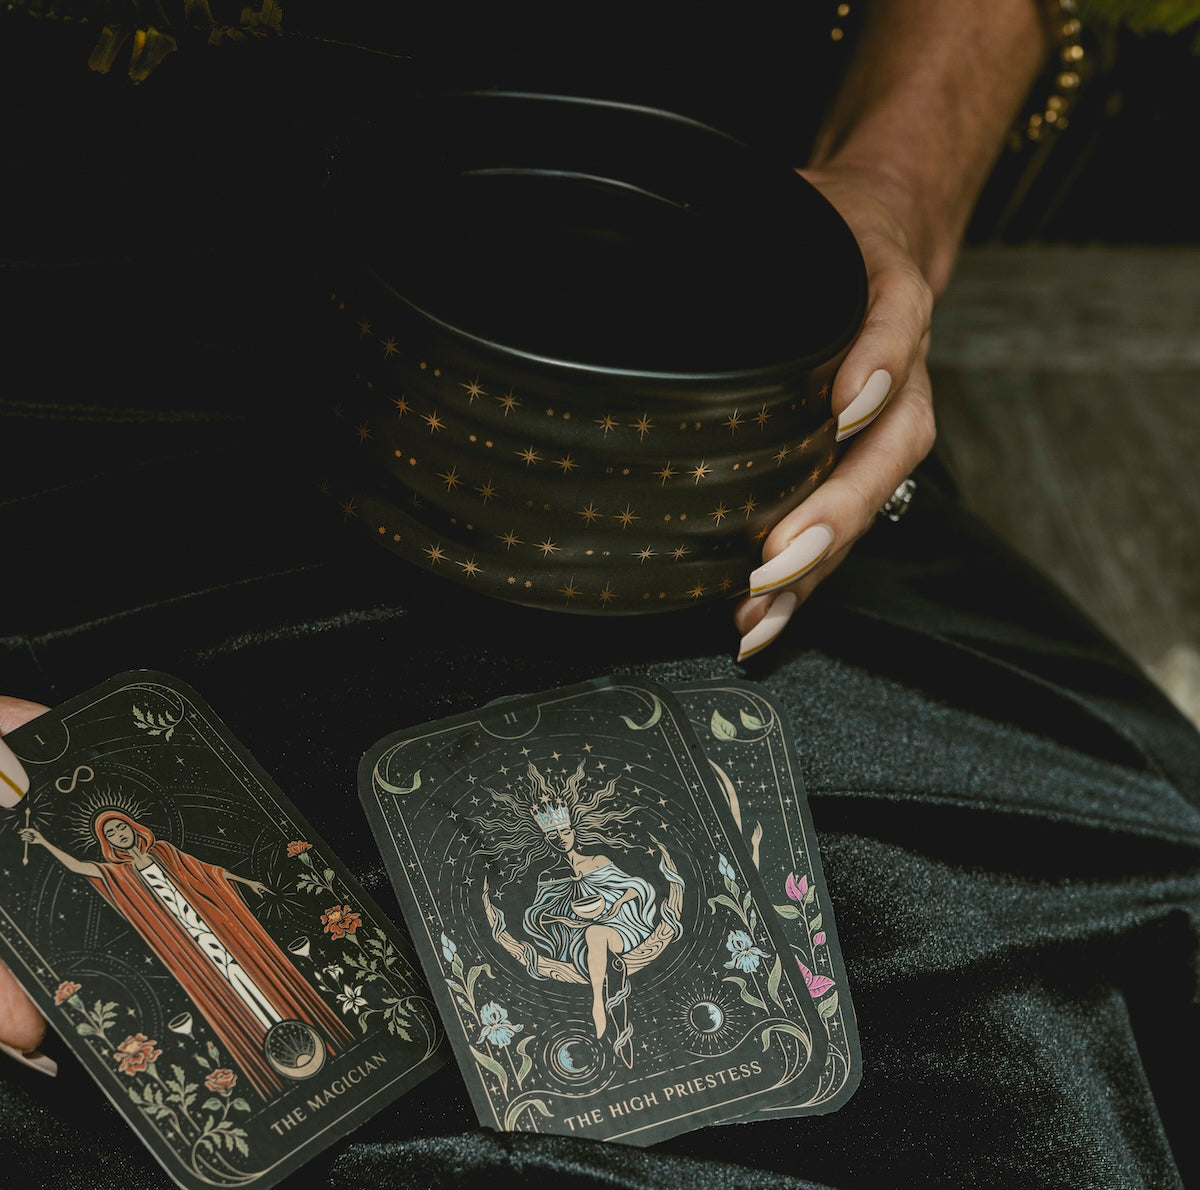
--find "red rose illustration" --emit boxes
[287,841,313,857]
[114,1033,162,1075]
[321,904,363,939]
[205,1068,238,1094]
[54,980,81,1006]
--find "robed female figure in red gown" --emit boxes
[21,810,352,1098]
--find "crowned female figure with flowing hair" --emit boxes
[20,809,353,1098]
[477,762,680,1043]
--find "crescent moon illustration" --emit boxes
[373,760,422,796]
[620,694,662,731]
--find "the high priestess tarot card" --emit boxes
[358,677,828,1145]
[0,671,444,1190]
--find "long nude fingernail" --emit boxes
[737,591,798,662]
[0,738,29,808]
[0,1040,57,1077]
[836,368,892,441]
[748,524,834,597]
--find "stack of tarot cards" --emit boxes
[358,675,860,1145]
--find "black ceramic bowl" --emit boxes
[320,91,866,614]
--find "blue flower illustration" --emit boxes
[718,854,735,881]
[724,929,771,973]
[441,934,458,964]
[477,1001,523,1048]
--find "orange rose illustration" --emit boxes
[114,1033,162,1075]
[54,980,81,1006]
[205,1068,238,1094]
[287,841,313,857]
[321,904,362,939]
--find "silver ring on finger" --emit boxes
[879,477,917,522]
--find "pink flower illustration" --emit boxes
[797,959,834,999]
[785,873,808,902]
[812,931,827,947]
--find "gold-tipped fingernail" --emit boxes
[0,737,29,809]
[748,524,834,597]
[737,591,799,662]
[836,368,892,441]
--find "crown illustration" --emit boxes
[533,798,571,832]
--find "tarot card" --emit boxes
[0,670,444,1190]
[673,679,861,1114]
[358,676,828,1146]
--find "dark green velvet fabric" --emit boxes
[3,9,1199,1188]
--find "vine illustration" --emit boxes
[288,842,439,1059]
[707,855,812,1059]
[439,933,551,1132]
[775,871,840,1022]
[55,981,255,1184]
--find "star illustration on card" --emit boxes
[497,391,520,415]
[498,530,522,549]
[424,543,447,565]
[724,410,743,433]
[754,407,771,429]
[458,558,481,578]
[578,503,602,524]
[708,502,730,525]
[598,584,616,605]
[594,413,619,434]
[653,462,676,485]
[536,538,561,557]
[631,414,655,439]
[392,396,411,415]
[615,505,638,529]
[460,379,486,401]
[689,461,712,484]
[475,480,498,505]
[438,466,463,492]
[559,580,581,602]
[635,546,656,563]
[517,446,541,467]
[555,455,578,475]
[423,411,445,434]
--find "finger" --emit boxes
[1,698,53,1062]
[735,352,934,652]
[0,697,50,809]
[0,961,50,1065]
[832,247,932,442]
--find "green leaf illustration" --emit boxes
[722,975,767,1011]
[515,1034,536,1088]
[468,1043,508,1096]
[818,991,841,1019]
[766,954,783,1008]
[710,709,738,741]
[739,709,766,731]
[504,1097,553,1131]
[773,903,802,920]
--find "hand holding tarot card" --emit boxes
[358,675,859,1145]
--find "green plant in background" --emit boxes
[1080,0,1200,48]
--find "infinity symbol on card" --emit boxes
[55,765,95,793]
